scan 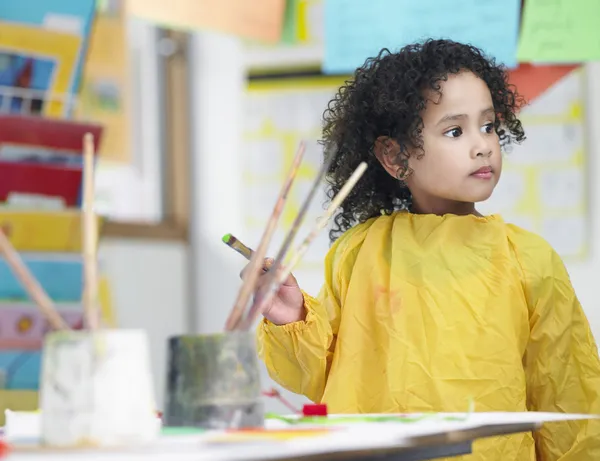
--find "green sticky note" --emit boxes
[280,0,299,45]
[517,0,600,62]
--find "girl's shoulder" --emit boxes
[504,222,567,280]
[324,214,386,273]
[505,222,558,259]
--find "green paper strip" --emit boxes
[265,412,472,426]
[161,426,206,435]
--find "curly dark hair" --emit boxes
[321,39,526,242]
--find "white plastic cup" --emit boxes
[40,329,158,447]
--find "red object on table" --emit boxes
[0,439,10,457]
[302,403,328,417]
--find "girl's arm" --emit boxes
[523,245,600,460]
[256,225,364,404]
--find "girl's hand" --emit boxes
[240,258,305,325]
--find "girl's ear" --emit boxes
[374,136,403,179]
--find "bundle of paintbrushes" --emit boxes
[0,134,159,448]
[223,143,367,331]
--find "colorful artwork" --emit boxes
[0,279,115,425]
[0,0,97,117]
[0,312,82,391]
[0,23,81,117]
[0,53,56,115]
[0,305,83,351]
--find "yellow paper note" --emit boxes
[76,1,131,163]
[126,0,286,43]
[0,210,104,253]
[517,0,600,62]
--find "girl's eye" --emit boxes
[443,127,462,138]
[481,123,494,134]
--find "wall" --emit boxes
[567,62,600,333]
[187,30,600,413]
[99,239,189,409]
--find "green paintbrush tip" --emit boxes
[222,233,232,244]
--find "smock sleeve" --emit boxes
[521,243,600,460]
[256,225,364,403]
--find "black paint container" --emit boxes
[163,332,264,429]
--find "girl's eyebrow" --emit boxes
[435,107,495,127]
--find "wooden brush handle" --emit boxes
[225,142,306,331]
[0,230,69,331]
[82,133,99,330]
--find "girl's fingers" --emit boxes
[239,257,273,279]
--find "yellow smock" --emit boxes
[257,212,600,461]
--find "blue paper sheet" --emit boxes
[323,0,521,74]
[0,255,83,302]
[0,351,42,390]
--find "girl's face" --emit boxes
[405,71,502,215]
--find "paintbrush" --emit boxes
[267,149,335,289]
[222,233,254,260]
[82,132,100,330]
[222,233,272,273]
[0,229,69,330]
[224,142,306,331]
[240,161,368,330]
[224,147,334,303]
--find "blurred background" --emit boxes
[0,0,597,420]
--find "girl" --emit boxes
[251,39,600,460]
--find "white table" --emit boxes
[4,411,594,461]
